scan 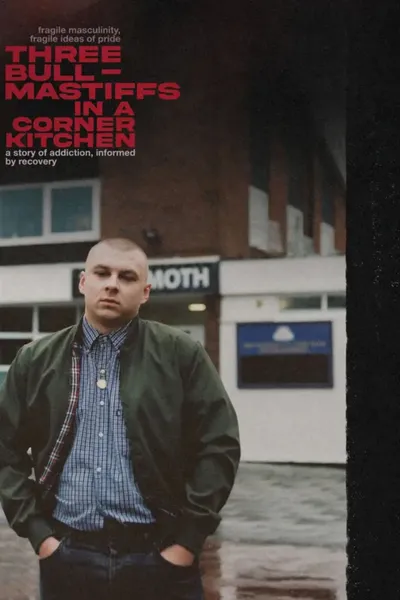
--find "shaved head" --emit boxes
[79,238,151,333]
[86,238,149,279]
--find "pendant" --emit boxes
[97,379,107,389]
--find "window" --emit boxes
[38,306,78,332]
[0,304,80,372]
[279,296,322,311]
[0,188,43,238]
[0,179,100,246]
[237,321,333,389]
[327,294,346,309]
[0,307,33,331]
[0,339,33,365]
[51,186,93,233]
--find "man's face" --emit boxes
[79,244,151,329]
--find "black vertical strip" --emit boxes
[248,64,270,193]
[347,4,400,599]
[304,140,315,240]
[277,71,306,215]
[286,126,306,213]
[320,155,335,227]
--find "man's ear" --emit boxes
[141,284,151,305]
[78,270,86,295]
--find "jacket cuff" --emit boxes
[27,516,57,554]
[172,515,209,556]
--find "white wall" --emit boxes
[0,263,82,304]
[221,255,345,296]
[220,257,346,464]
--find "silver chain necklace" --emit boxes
[88,335,114,390]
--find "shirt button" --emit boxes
[96,467,101,473]
[99,432,104,438]
[100,401,105,406]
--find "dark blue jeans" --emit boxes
[39,534,204,600]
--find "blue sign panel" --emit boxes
[237,321,333,389]
[238,322,332,357]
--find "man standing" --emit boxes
[0,238,240,600]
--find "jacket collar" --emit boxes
[81,316,131,351]
[72,314,141,351]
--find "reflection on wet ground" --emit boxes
[0,463,346,599]
[201,539,344,600]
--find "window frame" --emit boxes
[326,294,346,310]
[236,320,334,390]
[0,303,82,370]
[0,178,101,246]
[279,295,323,311]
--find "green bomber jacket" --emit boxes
[0,317,240,556]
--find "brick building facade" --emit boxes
[0,0,345,376]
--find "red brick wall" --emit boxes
[99,2,251,259]
[268,128,289,255]
[313,153,345,256]
[313,156,322,254]
[212,2,251,259]
[334,189,346,254]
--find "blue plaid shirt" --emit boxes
[53,317,155,529]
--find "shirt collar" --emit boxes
[82,316,132,351]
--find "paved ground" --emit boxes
[0,463,346,599]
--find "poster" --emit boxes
[0,2,352,598]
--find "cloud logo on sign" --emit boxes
[272,326,295,342]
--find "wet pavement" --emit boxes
[0,463,346,599]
